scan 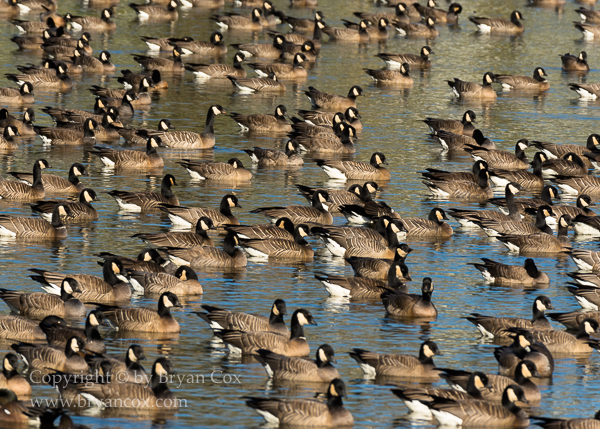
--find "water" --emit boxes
[0,0,599,427]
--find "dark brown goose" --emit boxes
[490,184,560,215]
[284,11,323,33]
[228,73,285,93]
[298,107,362,131]
[134,216,215,249]
[449,183,522,228]
[447,72,497,99]
[169,31,227,56]
[349,341,441,381]
[553,176,600,196]
[353,3,408,26]
[422,160,488,185]
[293,122,356,154]
[542,153,588,178]
[233,105,291,134]
[346,244,412,281]
[159,194,241,228]
[471,258,550,286]
[240,225,313,261]
[129,0,179,22]
[434,129,494,152]
[364,62,413,85]
[508,319,600,355]
[118,119,174,145]
[561,51,589,71]
[473,205,553,238]
[162,232,247,268]
[394,17,439,38]
[497,215,572,254]
[70,49,115,74]
[12,336,88,373]
[317,152,390,181]
[107,174,178,212]
[419,2,462,23]
[9,162,87,194]
[532,134,600,162]
[469,10,524,34]
[35,117,97,146]
[494,68,549,91]
[185,52,246,79]
[490,152,547,190]
[0,159,48,201]
[0,354,31,398]
[214,308,316,357]
[0,204,71,240]
[0,108,35,136]
[569,248,600,271]
[132,47,184,74]
[424,169,493,201]
[140,35,193,52]
[0,126,20,150]
[423,110,476,136]
[267,20,323,53]
[30,188,99,221]
[255,344,338,383]
[127,266,202,296]
[91,136,164,169]
[251,189,333,225]
[322,19,370,42]
[65,8,116,31]
[495,330,554,378]
[249,53,308,79]
[231,35,285,59]
[382,277,437,319]
[244,142,303,167]
[179,158,252,182]
[567,284,600,310]
[297,182,377,213]
[6,62,72,91]
[305,85,363,111]
[0,83,34,105]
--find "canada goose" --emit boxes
[6,62,72,91]
[162,231,247,268]
[349,341,441,380]
[267,20,323,53]
[561,51,590,71]
[424,168,493,201]
[498,215,572,254]
[280,40,317,62]
[0,126,19,150]
[473,205,553,237]
[569,248,600,271]
[100,91,138,115]
[86,344,148,385]
[449,183,522,228]
[395,16,439,37]
[12,336,88,373]
[494,68,549,91]
[15,0,56,13]
[469,10,524,34]
[0,315,46,341]
[422,160,489,185]
[291,114,349,138]
[575,22,600,40]
[228,73,286,92]
[212,7,262,31]
[364,62,413,85]
[317,152,390,182]
[246,378,352,427]
[348,17,390,40]
[399,208,453,238]
[129,0,178,21]
[568,271,600,288]
[72,357,177,408]
[489,152,547,190]
[347,244,412,281]
[231,35,285,59]
[550,310,600,331]
[0,108,35,136]
[30,188,99,222]
[471,258,549,286]
[127,266,202,295]
[40,311,107,355]
[244,143,303,168]
[508,319,600,355]
[572,213,600,236]
[376,46,433,71]
[169,31,227,56]
[255,344,338,383]
[179,158,252,182]
[0,83,34,105]
[0,0,18,14]
[91,136,164,169]
[0,159,48,201]
[0,204,71,240]
[535,412,600,429]
[250,53,308,79]
[133,47,184,75]
[215,308,316,356]
[419,2,463,24]
[240,224,313,261]
[382,277,437,318]
[298,107,362,131]
[322,19,370,42]
[542,153,588,178]
[285,10,323,32]
[141,35,193,52]
[553,176,600,196]
[160,194,241,228]
[466,296,553,339]
[65,8,116,31]
[490,184,560,215]
[298,182,378,213]
[197,299,288,337]
[305,85,363,111]
[118,119,173,145]
[70,49,115,74]
[576,7,600,23]
[448,72,497,99]
[569,83,600,100]
[97,249,175,276]
[134,216,215,249]
[185,52,246,79]
[0,354,31,399]
[233,105,291,134]
[35,117,98,146]
[101,292,181,333]
[423,110,476,137]
[30,257,131,303]
[118,69,168,91]
[42,98,112,124]
[252,189,333,225]
[9,162,87,194]
[316,261,408,299]
[567,284,600,310]
[107,174,178,212]
[354,3,408,26]
[495,330,554,378]
[293,122,356,154]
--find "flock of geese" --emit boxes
[0,0,597,427]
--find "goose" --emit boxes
[542,153,588,178]
[91,136,164,169]
[569,248,600,271]
[118,119,174,144]
[568,271,600,288]
[162,231,247,268]
[466,139,530,170]
[6,62,72,91]
[127,266,202,296]
[567,284,600,310]
[448,72,496,99]
[572,214,600,236]
[316,261,408,299]
[196,299,288,336]
[267,20,323,53]
[30,188,99,221]
[160,195,240,228]
[129,0,179,22]
[432,129,494,152]
[305,85,363,111]
[550,309,600,330]
[292,114,350,138]
[0,204,71,240]
[100,92,137,118]
[466,296,553,338]
[86,344,148,385]
[118,69,168,91]
[497,215,572,254]
[535,412,600,429]
[280,40,317,62]
[72,357,177,408]
[0,126,20,150]
[0,108,35,136]
[12,336,88,373]
[146,105,227,150]
[240,225,313,261]
[0,315,46,341]
[0,82,34,105]
[353,3,409,26]
[398,208,453,237]
[40,311,109,354]
[349,341,441,380]
[489,152,547,190]
[469,10,524,33]
[228,73,285,93]
[576,7,600,23]
[471,258,550,286]
[473,205,553,238]
[255,344,339,383]
[245,379,352,427]
[322,19,370,42]
[423,110,477,136]
[215,308,316,356]
[561,51,590,71]
[96,249,175,276]
[244,142,303,167]
[252,189,332,225]
[169,31,227,56]
[70,49,115,74]
[249,53,308,79]
[0,159,48,201]
[298,182,377,213]
[293,122,356,154]
[35,117,98,146]
[425,168,493,201]
[575,22,600,40]
[490,185,560,215]
[227,218,295,241]
[569,83,600,100]
[0,354,31,398]
[382,277,437,318]
[494,329,554,378]
[285,11,323,33]
[134,216,215,249]
[132,47,184,74]
[317,152,390,181]
[532,134,600,161]
[553,176,600,196]
[494,68,549,91]
[422,160,489,185]
[101,292,182,333]
[185,52,246,79]
[419,2,463,23]
[376,46,433,70]
[107,174,178,212]
[394,17,439,38]
[231,35,285,59]
[29,257,131,303]
[298,107,362,130]
[364,62,413,85]
[233,105,291,134]
[212,7,262,31]
[179,158,252,182]
[346,244,412,281]
[65,8,116,31]
[344,17,390,40]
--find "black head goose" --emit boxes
[497,214,572,254]
[239,224,313,261]
[255,344,339,383]
[233,104,291,134]
[494,67,549,91]
[469,10,524,34]
[322,19,370,42]
[0,315,47,342]
[184,52,246,79]
[560,51,589,71]
[225,217,295,242]
[134,216,215,249]
[489,152,547,190]
[0,158,48,201]
[65,8,116,31]
[0,203,71,240]
[401,208,454,237]
[422,110,476,136]
[447,72,497,99]
[542,152,588,178]
[129,0,179,22]
[91,136,165,169]
[376,46,433,70]
[471,258,549,286]
[212,7,262,31]
[169,31,227,56]
[346,243,412,281]
[231,35,285,59]
[394,17,439,38]
[228,72,286,93]
[12,335,88,373]
[251,189,333,225]
[30,188,99,221]
[35,117,98,146]
[305,85,363,111]
[382,277,438,319]
[473,205,554,238]
[0,82,34,105]
[317,152,390,181]
[107,174,178,212]
[161,231,247,269]
[6,62,72,91]
[179,158,252,182]
[364,62,413,85]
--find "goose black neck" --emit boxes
[532,156,544,177]
[293,228,309,245]
[219,198,234,217]
[386,226,400,248]
[373,217,388,237]
[312,20,322,40]
[222,232,237,256]
[59,285,74,302]
[126,354,145,373]
[557,220,570,237]
[515,145,528,162]
[534,210,551,234]
[102,261,121,286]
[204,108,216,135]
[51,206,66,229]
[194,221,210,238]
[326,395,344,410]
[161,178,175,199]
[150,372,171,396]
[477,170,489,189]
[505,189,519,218]
[32,161,43,188]
[146,140,158,155]
[541,188,554,205]
[524,259,540,280]
[65,342,78,359]
[418,348,434,365]
[157,297,172,318]
[502,393,524,416]
[290,314,305,340]
[388,265,404,288]
[84,321,102,341]
[465,376,484,399]
[1,365,16,380]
